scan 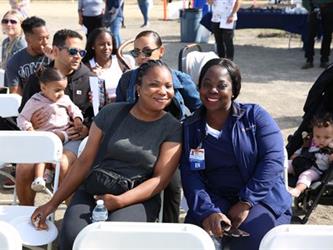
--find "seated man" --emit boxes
[4,16,50,94]
[16,29,95,205]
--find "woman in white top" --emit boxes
[83,28,134,103]
[1,10,27,69]
[208,0,241,60]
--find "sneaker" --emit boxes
[2,178,15,189]
[31,177,46,192]
[320,61,329,68]
[301,61,314,69]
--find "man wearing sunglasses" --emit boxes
[4,16,50,94]
[16,29,98,206]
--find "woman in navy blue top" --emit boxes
[180,58,292,250]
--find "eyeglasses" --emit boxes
[130,47,160,58]
[60,47,87,57]
[1,19,18,25]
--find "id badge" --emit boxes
[189,148,205,170]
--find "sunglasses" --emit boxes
[130,47,160,58]
[1,19,18,25]
[60,47,87,57]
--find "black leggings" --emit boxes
[163,168,181,223]
[59,187,160,250]
[82,15,104,37]
[211,22,235,60]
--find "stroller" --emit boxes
[178,43,219,85]
[286,63,333,224]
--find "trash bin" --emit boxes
[179,8,202,43]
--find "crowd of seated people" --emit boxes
[1,9,295,250]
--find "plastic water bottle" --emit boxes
[91,200,108,223]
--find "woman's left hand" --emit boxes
[94,194,124,212]
[227,201,251,229]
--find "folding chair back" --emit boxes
[73,222,215,250]
[259,224,333,250]
[0,69,4,87]
[0,131,63,201]
[0,94,21,118]
[0,94,22,203]
[0,221,22,250]
[178,43,219,85]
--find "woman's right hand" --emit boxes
[202,212,232,237]
[31,202,57,230]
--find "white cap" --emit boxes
[96,199,104,205]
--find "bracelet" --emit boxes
[60,131,69,143]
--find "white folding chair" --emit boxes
[0,131,63,204]
[0,94,22,204]
[0,131,62,249]
[259,224,333,250]
[0,221,22,250]
[0,93,21,118]
[73,222,215,250]
[0,68,5,87]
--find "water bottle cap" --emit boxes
[96,199,104,205]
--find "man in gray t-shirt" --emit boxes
[4,16,50,94]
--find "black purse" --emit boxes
[84,104,145,195]
[85,167,147,195]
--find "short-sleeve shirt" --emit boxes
[4,48,49,88]
[1,36,27,69]
[94,103,182,179]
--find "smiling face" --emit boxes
[93,31,113,61]
[136,65,174,112]
[55,37,84,71]
[25,25,49,56]
[1,13,22,38]
[41,79,67,102]
[133,35,165,66]
[199,65,233,112]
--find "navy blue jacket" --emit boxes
[180,102,292,224]
[115,68,201,120]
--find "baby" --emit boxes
[17,67,83,192]
[288,113,333,197]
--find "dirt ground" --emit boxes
[0,0,332,239]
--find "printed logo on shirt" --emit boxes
[18,61,44,81]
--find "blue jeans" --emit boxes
[138,0,149,25]
[110,15,122,48]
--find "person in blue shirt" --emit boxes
[116,30,201,223]
[180,58,292,250]
[116,30,201,121]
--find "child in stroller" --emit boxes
[288,112,333,197]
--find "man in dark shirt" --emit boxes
[4,16,50,94]
[16,29,94,205]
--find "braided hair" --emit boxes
[136,59,172,86]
